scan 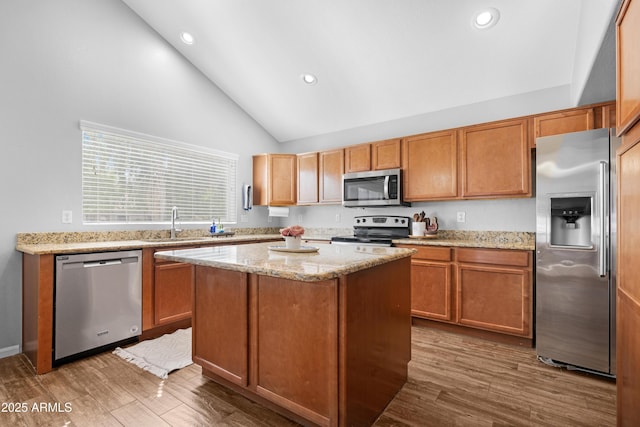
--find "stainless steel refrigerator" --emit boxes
[535,128,619,377]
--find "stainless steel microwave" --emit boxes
[342,168,409,207]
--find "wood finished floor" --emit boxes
[0,326,615,426]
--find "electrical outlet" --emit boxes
[62,210,73,224]
[456,211,466,223]
[335,213,341,223]
[298,214,303,223]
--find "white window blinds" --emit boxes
[81,121,238,224]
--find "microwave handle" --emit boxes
[383,175,390,200]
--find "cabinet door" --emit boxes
[193,267,248,386]
[255,275,338,426]
[617,137,640,424]
[252,154,296,206]
[372,138,401,170]
[402,130,458,200]
[411,260,453,321]
[617,0,640,135]
[297,152,318,204]
[344,144,371,173]
[456,263,531,337]
[531,108,594,147]
[154,261,193,325]
[460,118,530,198]
[319,149,344,203]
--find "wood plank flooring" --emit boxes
[0,326,615,426]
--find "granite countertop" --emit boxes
[393,230,535,251]
[15,229,283,255]
[15,228,535,255]
[155,241,416,282]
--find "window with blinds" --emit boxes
[81,121,238,225]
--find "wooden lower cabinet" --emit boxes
[153,259,193,325]
[192,258,411,427]
[255,275,338,425]
[400,245,533,339]
[403,246,454,321]
[193,267,248,386]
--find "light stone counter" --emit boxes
[155,241,416,282]
[393,230,535,251]
[15,229,283,255]
[15,228,534,255]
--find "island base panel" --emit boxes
[340,257,412,426]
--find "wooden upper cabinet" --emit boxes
[344,138,400,173]
[531,108,595,147]
[297,152,319,205]
[252,154,296,206]
[371,138,401,170]
[344,143,371,173]
[460,118,531,198]
[617,0,640,136]
[319,149,344,203]
[402,130,458,201]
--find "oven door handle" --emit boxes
[383,176,390,200]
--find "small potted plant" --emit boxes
[280,225,305,249]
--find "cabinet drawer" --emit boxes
[409,246,452,262]
[456,248,530,268]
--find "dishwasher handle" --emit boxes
[61,256,139,270]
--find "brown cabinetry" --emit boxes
[456,248,532,338]
[253,154,297,206]
[296,152,318,204]
[402,246,454,321]
[193,267,248,386]
[153,253,194,326]
[319,148,344,203]
[402,130,458,200]
[532,108,594,145]
[460,118,531,198]
[617,0,640,135]
[191,258,410,427]
[616,1,640,422]
[344,143,371,173]
[372,138,401,170]
[399,245,533,339]
[344,139,401,173]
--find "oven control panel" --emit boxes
[353,215,410,228]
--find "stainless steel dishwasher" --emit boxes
[55,250,142,362]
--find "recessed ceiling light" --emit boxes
[180,32,195,45]
[301,73,318,85]
[473,8,500,29]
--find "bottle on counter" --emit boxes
[210,219,217,234]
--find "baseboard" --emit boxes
[0,345,20,359]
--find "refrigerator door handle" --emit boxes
[599,161,607,277]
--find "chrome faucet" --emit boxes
[170,206,182,239]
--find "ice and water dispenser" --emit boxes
[549,196,592,247]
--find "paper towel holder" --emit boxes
[243,184,252,211]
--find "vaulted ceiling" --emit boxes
[122,0,620,142]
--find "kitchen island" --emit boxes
[155,242,415,427]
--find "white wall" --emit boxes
[0,0,279,356]
[289,198,535,233]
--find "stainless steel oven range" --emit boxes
[331,215,411,247]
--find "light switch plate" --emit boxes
[456,211,466,223]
